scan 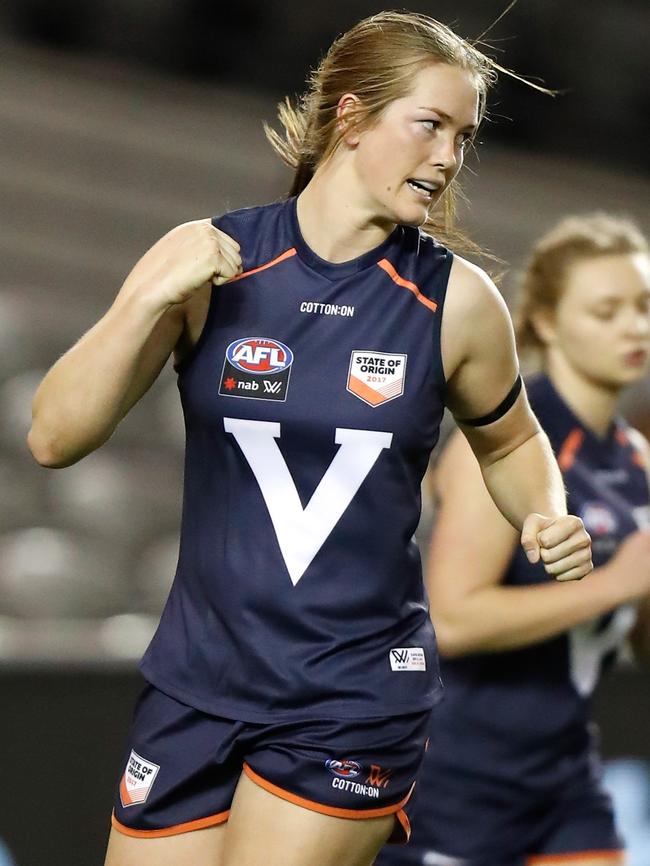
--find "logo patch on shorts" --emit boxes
[119,750,160,808]
[219,337,293,401]
[347,351,407,407]
[389,647,426,671]
[325,758,362,778]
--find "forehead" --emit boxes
[397,62,479,122]
[563,252,650,302]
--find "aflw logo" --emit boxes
[389,647,426,672]
[366,764,392,788]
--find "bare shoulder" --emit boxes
[446,255,507,315]
[442,255,514,384]
[626,426,650,481]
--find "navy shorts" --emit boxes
[374,769,624,866]
[112,683,431,843]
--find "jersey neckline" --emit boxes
[534,373,621,447]
[287,196,403,280]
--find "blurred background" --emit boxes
[0,1,648,864]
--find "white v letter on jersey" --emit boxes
[224,418,393,585]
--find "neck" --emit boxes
[296,154,395,263]
[545,352,621,438]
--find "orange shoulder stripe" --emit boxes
[377,258,437,313]
[557,427,585,471]
[229,247,297,283]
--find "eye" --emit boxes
[419,119,440,132]
[637,297,650,314]
[591,308,615,321]
[456,132,474,150]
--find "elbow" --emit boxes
[27,426,75,468]
[433,618,476,659]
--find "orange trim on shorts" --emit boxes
[558,427,585,471]
[377,258,438,313]
[229,248,297,283]
[393,807,411,843]
[526,850,625,865]
[243,763,415,821]
[111,808,229,838]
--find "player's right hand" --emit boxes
[121,219,242,309]
[605,528,650,600]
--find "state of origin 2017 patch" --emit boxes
[219,337,293,401]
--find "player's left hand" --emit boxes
[520,514,592,581]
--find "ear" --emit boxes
[336,93,363,146]
[529,307,558,347]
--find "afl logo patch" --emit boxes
[580,502,618,536]
[219,337,293,401]
[226,337,293,374]
[347,350,407,407]
[326,758,362,778]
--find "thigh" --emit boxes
[223,771,394,866]
[104,822,227,866]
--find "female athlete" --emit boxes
[376,213,650,866]
[28,12,591,866]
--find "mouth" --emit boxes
[406,178,441,201]
[622,349,649,367]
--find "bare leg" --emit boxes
[103,822,227,866]
[222,771,395,866]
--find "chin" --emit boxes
[394,204,430,227]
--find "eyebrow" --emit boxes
[591,290,650,303]
[417,106,477,131]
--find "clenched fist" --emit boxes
[521,513,592,582]
[122,219,242,310]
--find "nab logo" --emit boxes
[366,764,392,788]
[325,758,362,778]
[226,337,293,375]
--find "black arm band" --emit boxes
[457,374,523,427]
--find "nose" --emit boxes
[625,308,650,338]
[428,130,459,173]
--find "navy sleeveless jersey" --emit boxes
[419,373,649,794]
[140,197,453,722]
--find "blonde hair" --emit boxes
[515,213,649,355]
[264,11,513,256]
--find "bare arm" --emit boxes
[429,431,650,657]
[28,220,241,467]
[441,256,591,579]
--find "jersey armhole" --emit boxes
[173,214,224,376]
[431,249,454,399]
[172,282,219,376]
